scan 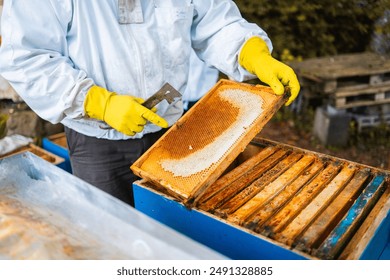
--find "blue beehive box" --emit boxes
[133,139,390,260]
[42,132,72,173]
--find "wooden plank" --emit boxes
[332,83,390,108]
[332,79,390,95]
[227,154,316,225]
[243,159,325,230]
[274,164,357,246]
[339,178,390,259]
[259,162,342,237]
[214,152,303,217]
[333,83,390,98]
[198,149,288,213]
[314,174,387,260]
[293,168,371,251]
[290,53,390,80]
[195,145,278,205]
[334,98,390,109]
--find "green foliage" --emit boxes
[234,0,390,60]
[0,113,9,139]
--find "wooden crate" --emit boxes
[290,52,390,109]
[290,52,390,92]
[131,79,288,205]
[0,143,64,166]
[192,137,390,260]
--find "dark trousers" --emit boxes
[65,127,165,206]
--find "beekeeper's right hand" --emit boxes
[239,36,300,106]
[84,86,168,136]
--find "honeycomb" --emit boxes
[131,80,286,203]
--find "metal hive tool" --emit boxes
[131,79,289,205]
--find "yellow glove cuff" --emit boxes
[239,36,270,74]
[84,85,115,121]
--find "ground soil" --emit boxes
[259,111,390,171]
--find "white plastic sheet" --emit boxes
[0,152,226,260]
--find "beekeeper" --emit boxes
[184,51,220,112]
[0,0,300,206]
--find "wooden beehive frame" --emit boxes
[131,79,288,205]
[196,137,390,259]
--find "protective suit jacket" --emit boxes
[183,51,219,110]
[0,0,272,139]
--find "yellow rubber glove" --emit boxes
[239,37,300,106]
[84,86,169,136]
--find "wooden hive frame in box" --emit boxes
[195,137,390,259]
[131,79,289,205]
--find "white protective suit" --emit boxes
[183,51,219,110]
[0,0,272,140]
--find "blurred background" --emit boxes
[234,0,390,169]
